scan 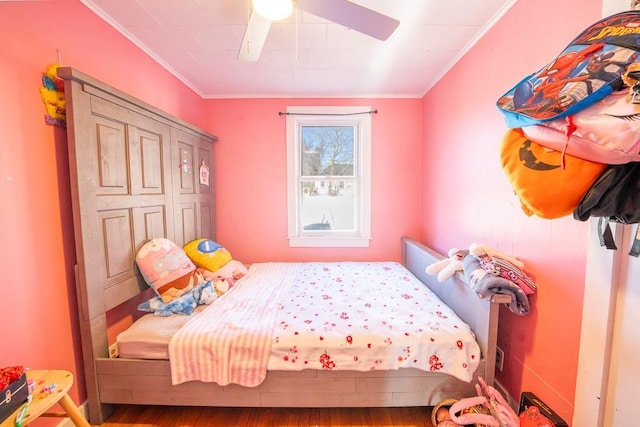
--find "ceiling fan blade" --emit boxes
[296,0,399,41]
[238,10,272,62]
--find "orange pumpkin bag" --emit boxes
[500,128,607,219]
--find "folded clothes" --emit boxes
[462,254,530,316]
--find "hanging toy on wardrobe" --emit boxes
[39,50,66,127]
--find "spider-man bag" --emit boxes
[497,11,640,128]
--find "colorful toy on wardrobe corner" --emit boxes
[39,64,66,127]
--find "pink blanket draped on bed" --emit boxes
[168,263,298,386]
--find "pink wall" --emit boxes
[1,0,422,412]
[1,0,609,424]
[421,0,602,422]
[1,0,208,410]
[205,98,422,263]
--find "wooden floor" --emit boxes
[101,405,437,426]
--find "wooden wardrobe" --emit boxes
[58,67,217,422]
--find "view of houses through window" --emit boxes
[286,106,371,247]
[301,125,356,231]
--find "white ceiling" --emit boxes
[79,0,518,98]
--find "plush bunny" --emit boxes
[425,249,469,282]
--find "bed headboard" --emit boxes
[59,67,218,419]
[401,237,509,386]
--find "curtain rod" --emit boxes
[278,109,378,116]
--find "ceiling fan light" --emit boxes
[252,0,293,21]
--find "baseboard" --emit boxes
[494,379,519,413]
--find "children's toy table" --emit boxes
[0,370,90,427]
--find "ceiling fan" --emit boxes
[239,0,400,61]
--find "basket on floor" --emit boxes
[431,398,492,427]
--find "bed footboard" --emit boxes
[96,358,485,408]
[402,237,509,386]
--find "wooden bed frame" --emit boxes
[59,67,508,425]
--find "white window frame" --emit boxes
[286,106,371,247]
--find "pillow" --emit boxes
[210,260,249,282]
[138,280,217,316]
[183,239,232,272]
[136,238,195,295]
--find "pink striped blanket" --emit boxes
[168,263,297,386]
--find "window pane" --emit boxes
[301,126,355,177]
[301,179,356,231]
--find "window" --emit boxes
[286,106,372,247]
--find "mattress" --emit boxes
[117,306,203,360]
[118,261,481,385]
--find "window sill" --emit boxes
[288,236,371,248]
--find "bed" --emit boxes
[58,67,509,425]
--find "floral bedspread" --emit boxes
[169,261,481,387]
[267,262,480,382]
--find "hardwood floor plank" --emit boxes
[101,405,437,426]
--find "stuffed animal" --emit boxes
[193,279,217,305]
[425,249,468,282]
[199,260,248,287]
[138,280,217,316]
[135,238,229,316]
[183,239,233,273]
[136,238,196,296]
[40,64,66,127]
[206,274,230,297]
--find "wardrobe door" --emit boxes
[70,95,173,317]
[65,87,173,422]
[171,127,215,246]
